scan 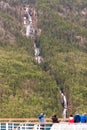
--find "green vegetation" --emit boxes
[0,44,58,117]
[0,0,87,117]
[38,0,87,115]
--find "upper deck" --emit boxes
[0,118,87,130]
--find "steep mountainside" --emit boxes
[37,0,87,114]
[0,0,87,117]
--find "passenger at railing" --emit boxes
[68,114,74,123]
[51,114,59,123]
[38,113,46,122]
[38,113,46,130]
[80,113,87,123]
[74,113,81,123]
[86,114,87,122]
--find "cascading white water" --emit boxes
[23,5,43,64]
[34,41,43,64]
[60,90,67,118]
[34,43,40,56]
[26,24,31,37]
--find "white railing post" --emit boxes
[6,123,8,130]
[38,124,40,130]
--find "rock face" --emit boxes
[0,1,22,44]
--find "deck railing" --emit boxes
[0,118,66,122]
[0,118,87,130]
[0,118,66,130]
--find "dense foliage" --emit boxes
[0,0,87,117]
[37,0,87,115]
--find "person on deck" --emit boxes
[51,114,59,123]
[80,113,87,123]
[38,113,46,130]
[68,114,74,123]
[74,113,81,123]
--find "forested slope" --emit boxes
[37,0,87,114]
[0,0,87,117]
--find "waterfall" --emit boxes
[60,90,67,118]
[34,42,43,64]
[23,5,43,64]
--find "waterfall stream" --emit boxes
[60,90,67,118]
[23,5,43,64]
